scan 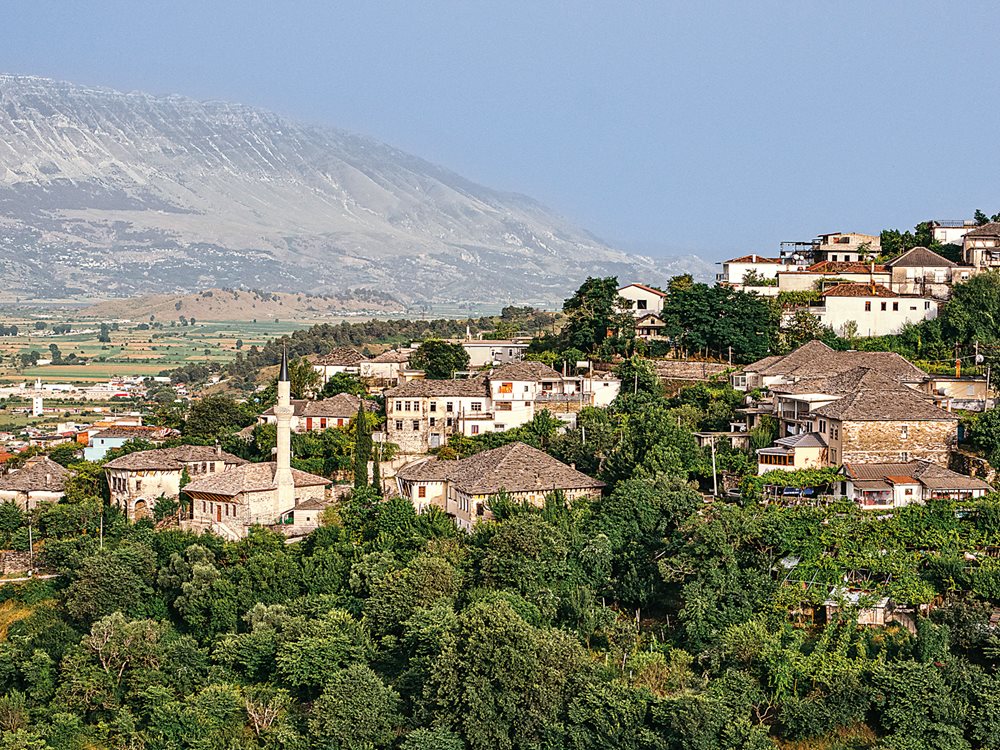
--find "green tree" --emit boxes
[353,402,372,489]
[309,664,401,749]
[560,276,635,354]
[184,395,253,442]
[321,371,368,398]
[410,340,470,379]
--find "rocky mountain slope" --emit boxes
[0,75,709,305]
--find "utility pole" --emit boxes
[27,519,33,573]
[710,437,718,497]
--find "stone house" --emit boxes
[842,460,991,509]
[311,347,367,387]
[963,222,1000,270]
[395,442,604,530]
[183,462,329,540]
[359,349,412,390]
[258,393,374,432]
[386,377,492,453]
[104,445,246,520]
[0,457,69,511]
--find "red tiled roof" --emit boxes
[821,283,897,298]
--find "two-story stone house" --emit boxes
[395,442,604,529]
[963,222,1000,270]
[0,457,69,511]
[104,445,246,520]
[386,377,492,453]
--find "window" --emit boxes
[412,420,420,431]
[136,480,142,492]
[904,487,914,496]
[865,301,871,311]
[499,382,513,394]
[418,486,426,498]
[202,501,206,512]
[819,419,827,433]
[446,401,454,412]
[880,302,887,311]
[429,402,436,412]
[320,418,327,429]
[395,400,402,411]
[832,254,838,262]
[395,420,403,430]
[446,417,453,427]
[637,299,648,310]
[471,425,479,435]
[925,301,931,310]
[496,402,512,411]
[429,417,436,426]
[404,401,411,411]
[209,462,215,472]
[471,402,483,412]
[892,302,899,312]
[900,425,909,439]
[830,448,837,463]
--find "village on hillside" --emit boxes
[5,216,1000,748]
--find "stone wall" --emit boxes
[1,551,32,574]
[950,449,997,484]
[841,419,956,465]
[653,361,731,381]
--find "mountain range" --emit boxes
[0,75,710,307]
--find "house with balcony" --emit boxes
[928,219,978,246]
[884,246,974,299]
[812,232,881,263]
[717,254,795,296]
[963,222,1000,270]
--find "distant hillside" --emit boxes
[0,75,712,305]
[79,288,405,321]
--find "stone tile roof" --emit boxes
[104,446,247,471]
[963,222,1000,238]
[744,341,927,385]
[369,349,411,363]
[488,361,562,381]
[774,432,827,448]
[262,394,375,419]
[844,460,991,492]
[806,261,887,273]
[386,376,490,399]
[312,347,366,366]
[397,442,604,495]
[885,246,957,268]
[772,366,912,396]
[0,457,69,493]
[812,384,957,422]
[821,283,898,298]
[183,462,329,497]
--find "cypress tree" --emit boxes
[353,402,372,489]
[371,442,382,496]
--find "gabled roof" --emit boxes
[92,426,173,440]
[183,461,329,498]
[262,393,374,419]
[740,342,931,387]
[885,246,957,268]
[0,457,69,493]
[964,222,1000,238]
[619,283,668,297]
[488,361,562,381]
[397,442,604,495]
[369,349,411,363]
[812,385,957,422]
[104,446,247,471]
[386,377,489,399]
[312,347,366,366]
[821,283,897,298]
[844,460,991,492]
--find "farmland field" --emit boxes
[0,314,335,385]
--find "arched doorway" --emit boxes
[133,499,151,521]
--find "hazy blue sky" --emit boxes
[4,1,998,261]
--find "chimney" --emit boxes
[215,443,222,457]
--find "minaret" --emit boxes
[274,348,295,510]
